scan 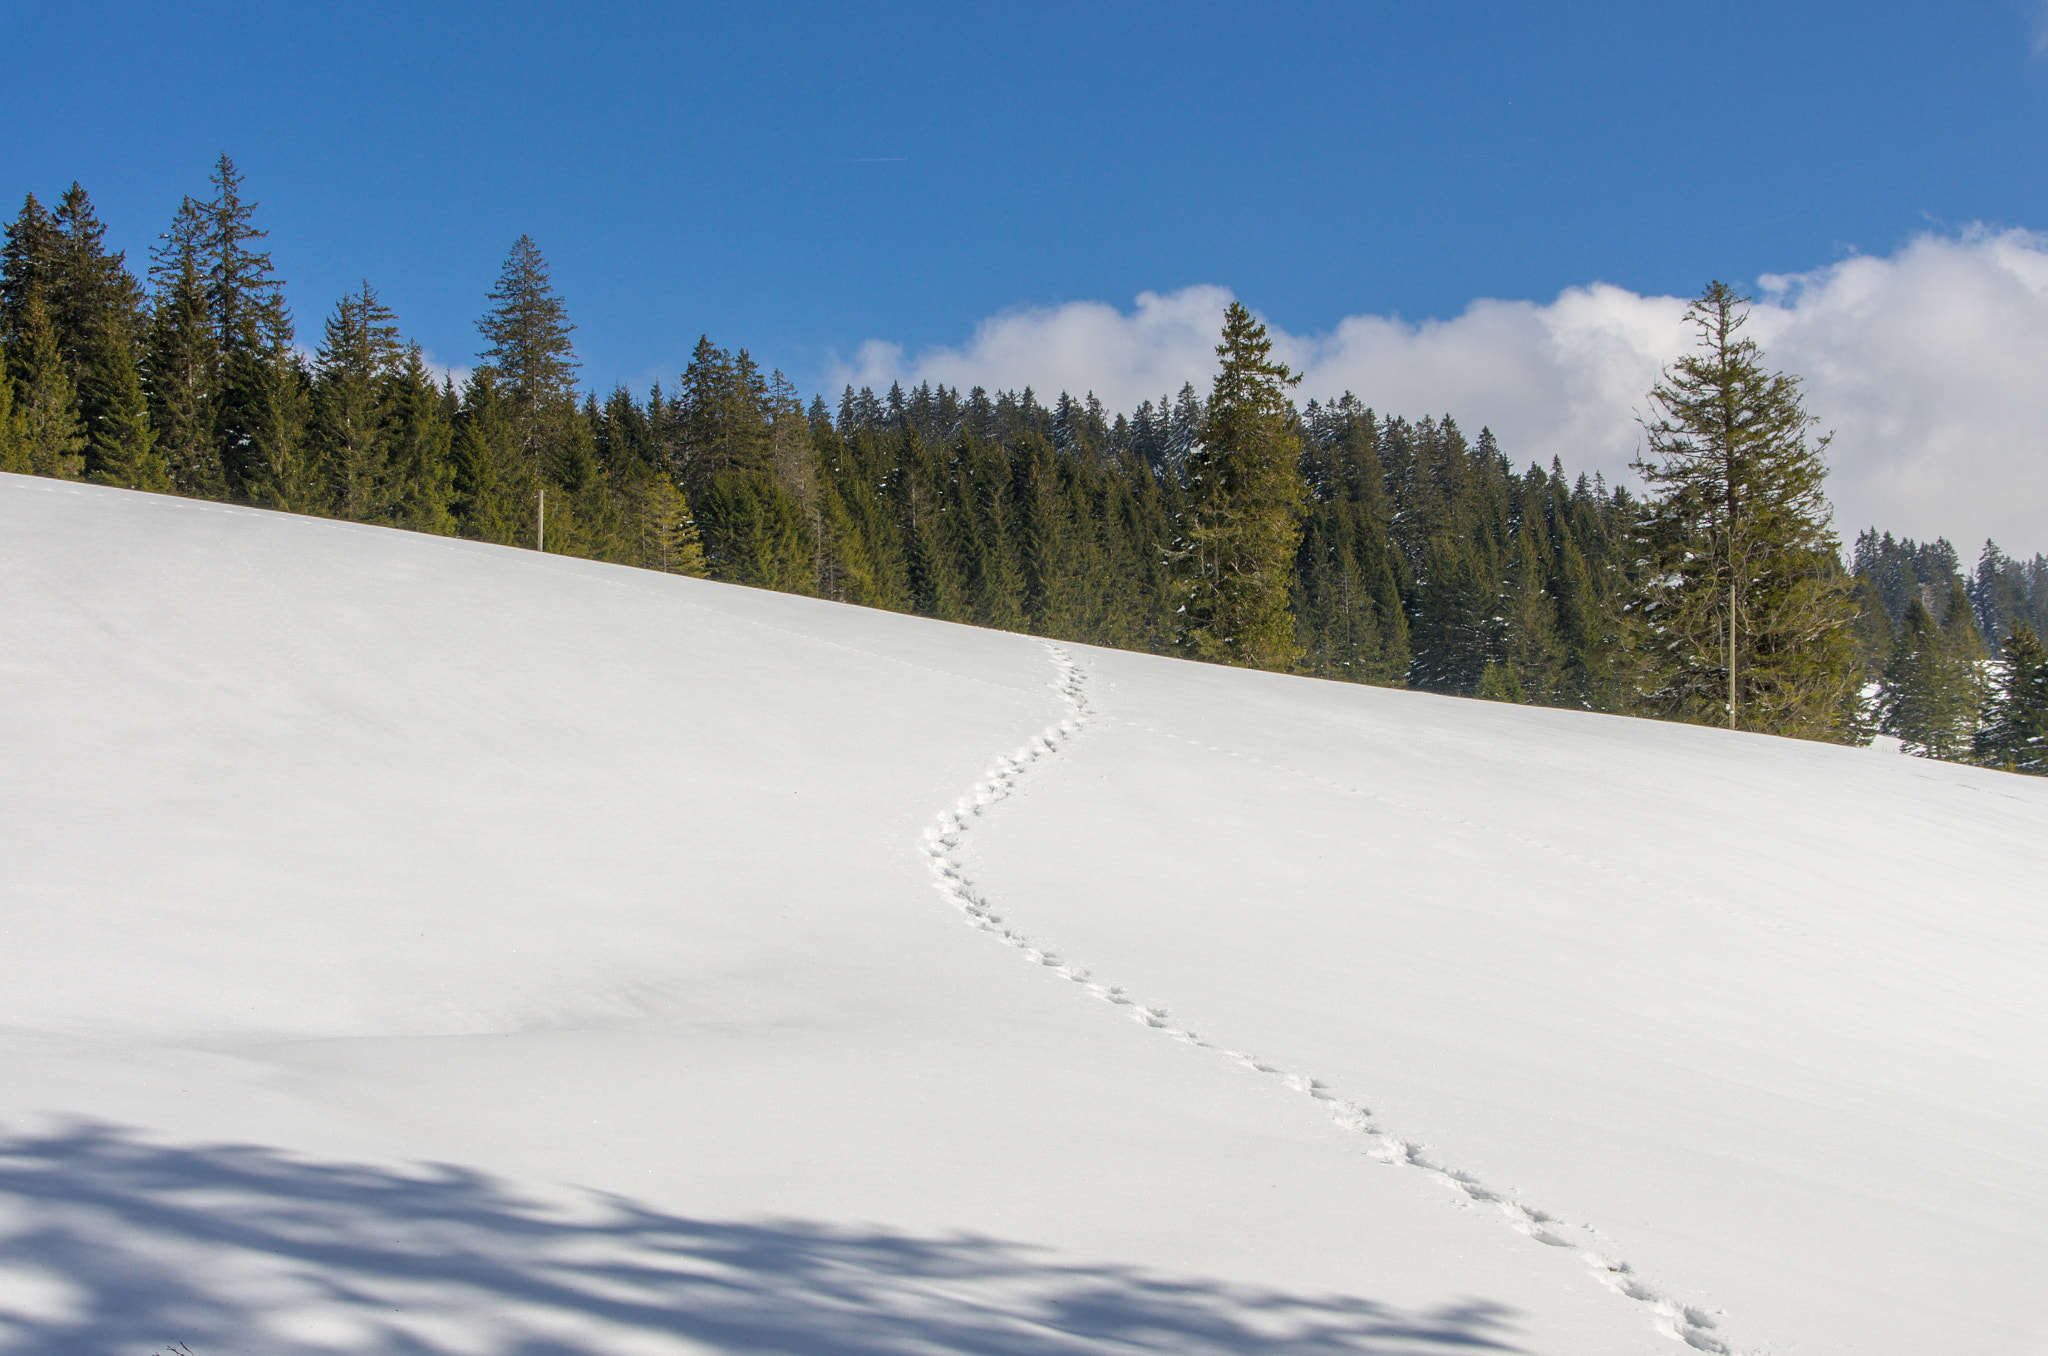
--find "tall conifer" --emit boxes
[477,235,578,466]
[143,196,223,495]
[1974,625,2048,774]
[1173,303,1306,669]
[1880,584,1987,761]
[6,294,85,477]
[311,283,404,518]
[1633,282,1858,738]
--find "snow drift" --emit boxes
[2,472,2044,1356]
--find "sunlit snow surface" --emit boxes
[3,472,2044,1356]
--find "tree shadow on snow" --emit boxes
[0,1122,1524,1355]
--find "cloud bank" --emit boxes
[830,229,2048,558]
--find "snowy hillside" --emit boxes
[2,471,2044,1356]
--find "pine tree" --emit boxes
[1880,581,1987,761]
[451,369,532,544]
[143,197,222,496]
[695,469,812,591]
[6,293,86,477]
[1974,624,2048,774]
[0,195,58,337]
[380,345,457,534]
[1408,532,1494,693]
[81,337,168,491]
[202,156,294,497]
[1548,489,1640,712]
[674,336,771,490]
[311,283,404,518]
[637,473,708,576]
[0,338,31,473]
[1498,531,1565,702]
[1173,302,1306,669]
[236,288,316,510]
[2,195,86,479]
[1633,282,1858,739]
[477,235,578,467]
[768,369,821,583]
[963,436,1028,630]
[35,186,161,487]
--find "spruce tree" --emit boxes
[236,288,316,510]
[1974,625,2048,774]
[143,197,223,496]
[476,235,578,466]
[81,338,168,490]
[34,186,162,487]
[6,293,86,477]
[380,345,457,534]
[311,283,403,518]
[201,156,295,497]
[1633,282,1858,738]
[1173,302,1306,669]
[451,369,532,544]
[1498,531,1565,702]
[964,437,1028,630]
[0,195,58,336]
[768,370,821,582]
[1408,532,1494,692]
[1880,583,1987,761]
[637,473,708,576]
[695,470,813,591]
[0,338,31,473]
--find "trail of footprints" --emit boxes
[919,643,1747,1356]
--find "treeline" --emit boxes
[3,161,2044,775]
[1851,532,2048,766]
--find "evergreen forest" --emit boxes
[6,161,2045,774]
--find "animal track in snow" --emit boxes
[919,643,1751,1356]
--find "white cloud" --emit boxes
[414,348,473,389]
[830,286,1237,414]
[1753,229,2048,559]
[830,229,2048,558]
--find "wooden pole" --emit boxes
[538,488,546,553]
[1728,581,1737,729]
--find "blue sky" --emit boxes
[6,1,2048,547]
[3,0,2041,388]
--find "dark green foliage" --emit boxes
[380,346,458,534]
[1633,282,1859,738]
[1879,580,1987,760]
[4,292,86,477]
[201,156,301,500]
[1292,398,1409,685]
[1854,530,1963,627]
[1974,625,2048,774]
[1968,540,2048,645]
[19,165,2015,755]
[0,339,25,472]
[696,470,814,592]
[476,235,580,494]
[142,197,223,496]
[452,370,533,545]
[38,187,165,489]
[1850,533,2048,757]
[311,283,403,519]
[675,337,771,491]
[1173,302,1307,669]
[80,338,166,491]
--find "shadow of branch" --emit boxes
[0,1121,1524,1354]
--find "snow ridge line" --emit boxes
[919,645,1750,1356]
[10,476,1046,705]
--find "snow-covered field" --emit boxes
[3,471,2044,1356]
